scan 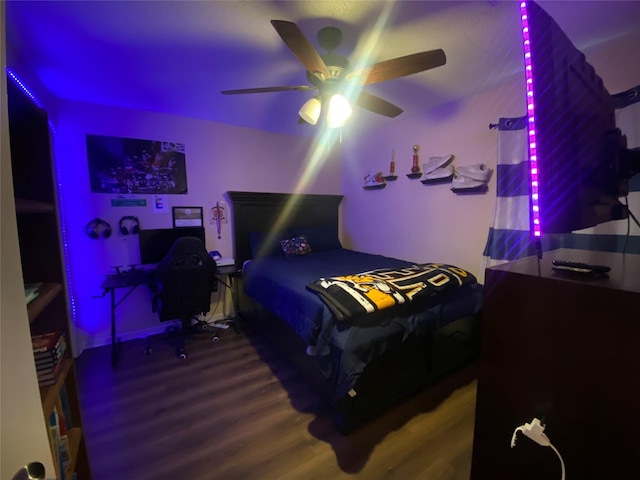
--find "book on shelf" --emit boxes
[38,372,64,388]
[56,397,71,473]
[35,338,67,367]
[35,354,61,370]
[58,384,73,429]
[48,406,65,480]
[59,434,71,474]
[33,332,67,387]
[37,357,66,385]
[32,331,66,360]
[32,330,65,353]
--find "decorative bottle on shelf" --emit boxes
[411,144,420,173]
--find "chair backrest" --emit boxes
[156,236,218,321]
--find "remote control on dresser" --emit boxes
[551,260,611,274]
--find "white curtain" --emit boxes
[481,84,640,279]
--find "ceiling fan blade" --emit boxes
[356,92,403,118]
[271,20,330,80]
[221,85,315,95]
[348,49,446,86]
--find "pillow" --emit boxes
[292,224,341,252]
[280,235,312,257]
[249,230,288,258]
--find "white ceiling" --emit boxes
[6,1,640,137]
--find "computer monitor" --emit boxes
[520,1,639,235]
[138,227,206,265]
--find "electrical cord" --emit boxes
[622,196,630,254]
[549,444,566,480]
[511,418,566,480]
[198,284,236,330]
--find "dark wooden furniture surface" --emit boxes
[226,190,343,267]
[471,248,640,479]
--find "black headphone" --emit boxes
[85,218,112,239]
[119,215,140,236]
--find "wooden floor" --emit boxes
[76,323,478,480]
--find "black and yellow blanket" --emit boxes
[306,263,477,321]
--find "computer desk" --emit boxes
[97,264,240,367]
[97,268,157,367]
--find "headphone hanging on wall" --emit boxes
[119,215,140,236]
[85,218,112,239]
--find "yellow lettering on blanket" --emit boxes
[335,275,399,310]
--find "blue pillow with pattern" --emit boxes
[280,235,312,257]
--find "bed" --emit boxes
[227,191,483,433]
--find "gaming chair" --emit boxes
[151,236,219,359]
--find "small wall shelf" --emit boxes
[27,283,63,323]
[15,198,56,214]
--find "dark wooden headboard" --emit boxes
[226,191,344,267]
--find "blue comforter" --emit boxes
[242,248,483,400]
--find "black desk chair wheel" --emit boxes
[145,236,220,359]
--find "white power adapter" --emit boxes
[522,418,550,446]
[511,417,548,447]
[511,417,565,480]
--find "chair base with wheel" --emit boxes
[145,316,222,359]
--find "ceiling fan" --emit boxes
[221,20,446,126]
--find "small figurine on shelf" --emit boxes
[385,149,398,181]
[407,144,422,179]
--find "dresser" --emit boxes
[471,248,640,479]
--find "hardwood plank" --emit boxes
[76,325,477,480]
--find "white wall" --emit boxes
[52,101,342,353]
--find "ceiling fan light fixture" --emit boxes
[327,94,352,128]
[227,22,444,126]
[298,97,322,125]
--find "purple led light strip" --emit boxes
[519,1,541,237]
[7,69,42,107]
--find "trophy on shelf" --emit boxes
[407,144,422,179]
[385,149,398,181]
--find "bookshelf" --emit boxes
[8,77,91,479]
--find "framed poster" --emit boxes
[172,207,203,227]
[86,134,188,194]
